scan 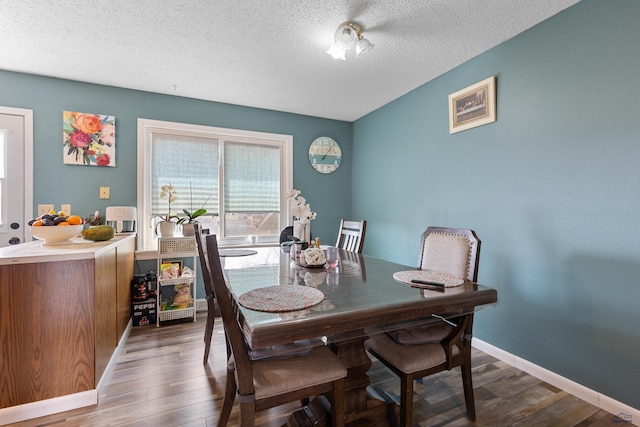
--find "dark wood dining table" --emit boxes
[224,249,498,426]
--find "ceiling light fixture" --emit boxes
[326,22,374,61]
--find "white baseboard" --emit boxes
[472,338,639,426]
[98,319,132,394]
[0,390,97,426]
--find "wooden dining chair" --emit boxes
[204,234,347,427]
[365,226,481,427]
[335,219,367,253]
[193,224,218,364]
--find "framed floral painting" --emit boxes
[63,111,116,166]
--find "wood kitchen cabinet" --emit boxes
[95,237,135,384]
[0,234,135,422]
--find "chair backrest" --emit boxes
[417,226,481,282]
[194,224,215,301]
[204,234,256,396]
[335,219,367,253]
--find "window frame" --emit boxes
[137,118,293,253]
[0,129,6,229]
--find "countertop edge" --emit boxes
[0,233,136,265]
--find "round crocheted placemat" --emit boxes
[238,285,325,312]
[393,270,464,288]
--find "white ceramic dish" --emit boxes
[293,260,326,269]
[30,225,84,246]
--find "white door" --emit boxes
[0,107,33,247]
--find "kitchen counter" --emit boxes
[0,233,135,265]
[0,233,136,424]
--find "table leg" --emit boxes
[329,331,389,425]
[286,330,392,426]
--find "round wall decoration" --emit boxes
[308,136,342,174]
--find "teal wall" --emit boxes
[0,70,352,298]
[2,0,638,412]
[353,0,640,410]
[0,70,352,242]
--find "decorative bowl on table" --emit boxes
[30,225,84,246]
[300,247,326,267]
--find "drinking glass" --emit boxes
[326,246,340,268]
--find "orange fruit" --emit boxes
[57,221,70,226]
[32,220,43,226]
[66,215,83,225]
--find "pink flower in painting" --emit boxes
[100,124,115,145]
[96,153,111,166]
[68,130,92,148]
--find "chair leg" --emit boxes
[239,400,256,427]
[330,379,345,427]
[400,374,414,427]
[218,367,236,427]
[461,361,476,421]
[203,314,214,363]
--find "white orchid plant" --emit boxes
[158,184,178,222]
[287,189,317,244]
[288,189,317,225]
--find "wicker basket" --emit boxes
[159,306,195,322]
[159,237,196,254]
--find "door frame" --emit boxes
[0,106,34,242]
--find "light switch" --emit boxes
[60,204,71,216]
[37,204,54,216]
[100,186,110,199]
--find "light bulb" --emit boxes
[334,25,357,50]
[326,43,346,60]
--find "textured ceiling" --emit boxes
[0,0,580,122]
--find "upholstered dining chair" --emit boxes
[364,226,481,427]
[335,219,367,253]
[204,234,347,427]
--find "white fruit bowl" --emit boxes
[30,225,84,246]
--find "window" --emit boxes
[137,119,293,251]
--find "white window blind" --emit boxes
[151,134,218,217]
[224,142,280,213]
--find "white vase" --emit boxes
[156,221,175,238]
[293,219,310,243]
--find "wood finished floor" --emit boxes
[8,314,624,427]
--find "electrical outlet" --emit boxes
[38,204,54,216]
[60,204,71,216]
[100,186,110,199]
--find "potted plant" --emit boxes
[288,189,316,243]
[177,182,212,236]
[156,184,178,237]
[178,207,207,236]
[287,189,317,262]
